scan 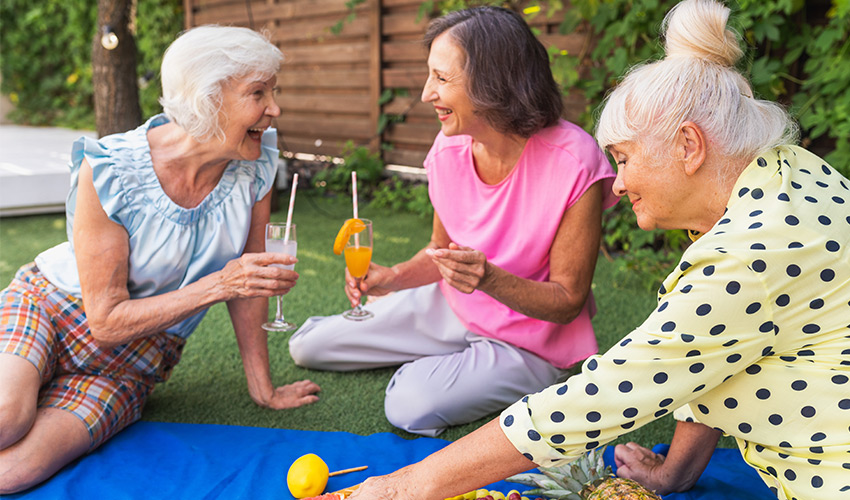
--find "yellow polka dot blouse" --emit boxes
[500,146,850,500]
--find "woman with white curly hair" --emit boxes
[0,25,319,493]
[346,1,849,499]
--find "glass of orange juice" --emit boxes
[343,218,374,321]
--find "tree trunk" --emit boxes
[92,0,142,138]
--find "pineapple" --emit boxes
[506,446,662,500]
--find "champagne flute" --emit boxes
[262,223,298,332]
[343,218,373,321]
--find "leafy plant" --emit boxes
[371,178,434,218]
[313,140,385,196]
[0,0,183,130]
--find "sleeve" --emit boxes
[499,247,776,467]
[68,136,128,226]
[551,124,619,211]
[253,128,280,203]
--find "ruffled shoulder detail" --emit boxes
[69,115,169,227]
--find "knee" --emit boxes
[384,381,446,437]
[288,321,341,369]
[0,400,36,450]
[288,332,321,368]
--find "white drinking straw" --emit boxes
[351,171,359,219]
[351,171,360,248]
[284,173,298,243]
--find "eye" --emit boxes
[273,86,282,96]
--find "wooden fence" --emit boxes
[184,0,591,169]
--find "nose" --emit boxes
[421,76,436,103]
[612,167,627,198]
[267,97,281,117]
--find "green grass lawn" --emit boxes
[0,190,734,448]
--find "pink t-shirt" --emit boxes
[424,119,619,368]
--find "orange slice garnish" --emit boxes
[333,218,366,255]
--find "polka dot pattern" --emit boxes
[498,147,850,499]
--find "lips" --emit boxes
[247,126,266,141]
[434,107,452,122]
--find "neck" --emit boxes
[691,155,752,233]
[149,123,231,179]
[470,127,528,185]
[147,123,232,208]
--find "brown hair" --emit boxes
[424,6,563,138]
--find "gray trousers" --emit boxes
[289,283,567,437]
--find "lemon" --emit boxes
[287,453,330,498]
[333,218,366,255]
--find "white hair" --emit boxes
[595,0,798,162]
[159,25,284,142]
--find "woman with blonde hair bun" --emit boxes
[346,1,849,499]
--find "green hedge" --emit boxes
[0,0,183,130]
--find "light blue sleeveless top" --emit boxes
[35,114,278,339]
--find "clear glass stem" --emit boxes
[274,295,284,322]
[353,277,364,312]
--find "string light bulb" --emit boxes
[101,26,119,50]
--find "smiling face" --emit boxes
[217,74,281,161]
[608,141,691,231]
[421,32,486,138]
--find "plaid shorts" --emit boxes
[0,263,185,449]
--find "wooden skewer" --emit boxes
[328,466,368,477]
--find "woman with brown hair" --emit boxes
[290,6,617,437]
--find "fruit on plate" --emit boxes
[333,218,366,255]
[287,453,330,498]
[506,446,662,500]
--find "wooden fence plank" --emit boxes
[383,40,427,63]
[383,12,430,36]
[279,93,371,113]
[273,15,370,43]
[277,116,374,140]
[384,148,428,168]
[278,69,370,89]
[384,122,439,146]
[277,0,362,20]
[283,42,371,65]
[383,67,427,88]
[280,136,351,157]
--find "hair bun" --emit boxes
[663,0,743,67]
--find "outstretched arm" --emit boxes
[227,191,319,409]
[349,419,535,500]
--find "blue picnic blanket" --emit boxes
[10,422,774,499]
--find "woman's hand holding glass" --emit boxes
[344,261,395,306]
[342,219,374,320]
[213,252,298,300]
[262,222,298,331]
